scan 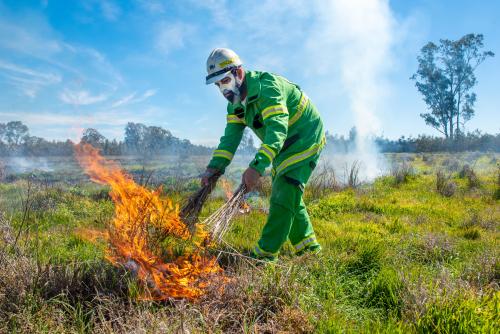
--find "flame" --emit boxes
[76,227,109,243]
[220,178,234,200]
[220,178,251,214]
[74,143,222,300]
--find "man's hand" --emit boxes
[242,167,261,192]
[201,168,220,187]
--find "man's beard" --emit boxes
[218,72,245,104]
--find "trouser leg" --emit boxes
[288,197,321,253]
[252,174,301,260]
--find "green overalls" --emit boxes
[207,70,325,260]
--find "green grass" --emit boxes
[0,152,499,333]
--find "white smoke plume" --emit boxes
[220,0,399,181]
[307,0,396,180]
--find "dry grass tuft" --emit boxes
[306,161,341,200]
[391,161,415,185]
[459,164,481,189]
[436,170,456,197]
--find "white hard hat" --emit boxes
[205,48,242,85]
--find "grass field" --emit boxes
[0,152,499,333]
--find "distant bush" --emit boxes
[436,171,456,197]
[391,162,415,185]
[442,158,460,172]
[459,164,481,189]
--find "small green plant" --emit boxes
[462,227,481,240]
[363,268,404,317]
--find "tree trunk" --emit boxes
[456,90,461,136]
[449,116,454,140]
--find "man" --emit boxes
[202,48,325,262]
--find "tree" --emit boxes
[411,34,494,140]
[124,122,147,153]
[81,128,106,148]
[4,121,29,146]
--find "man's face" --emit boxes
[215,68,243,104]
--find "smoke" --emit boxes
[3,157,53,174]
[222,0,399,181]
[307,0,396,180]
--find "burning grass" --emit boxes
[74,143,222,300]
[1,152,499,332]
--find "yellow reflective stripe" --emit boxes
[253,245,278,257]
[294,234,317,252]
[274,136,326,175]
[288,93,309,127]
[227,114,245,125]
[213,149,233,161]
[261,105,287,120]
[258,144,276,162]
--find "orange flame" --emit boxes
[220,178,250,214]
[74,143,222,300]
[220,178,234,200]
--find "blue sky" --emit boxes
[0,0,498,145]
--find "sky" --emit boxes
[0,0,498,146]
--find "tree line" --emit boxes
[324,127,499,154]
[0,121,257,157]
[1,120,498,157]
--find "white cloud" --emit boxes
[111,89,157,108]
[59,89,107,106]
[0,60,62,97]
[156,22,195,55]
[0,14,62,57]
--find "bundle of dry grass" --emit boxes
[180,173,247,243]
[179,172,221,231]
[202,184,247,242]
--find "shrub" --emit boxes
[436,171,456,197]
[442,158,460,172]
[391,162,415,185]
[458,164,481,189]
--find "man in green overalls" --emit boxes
[202,48,325,262]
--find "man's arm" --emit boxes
[207,114,246,174]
